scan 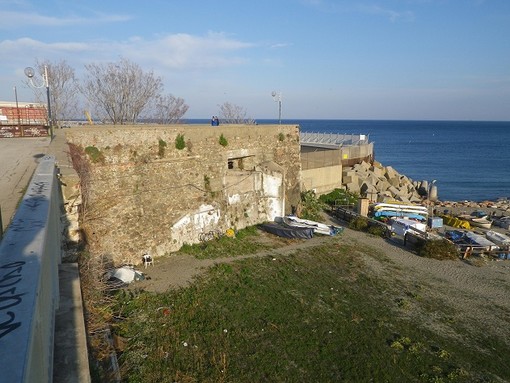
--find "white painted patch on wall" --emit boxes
[228,194,241,205]
[170,204,221,252]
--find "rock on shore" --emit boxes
[342,160,510,216]
[342,160,425,203]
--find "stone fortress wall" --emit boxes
[65,124,301,265]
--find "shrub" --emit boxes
[158,138,167,157]
[278,132,285,141]
[416,239,459,260]
[219,133,228,147]
[300,190,327,221]
[175,134,185,150]
[349,216,369,231]
[367,224,388,237]
[84,146,105,163]
[319,188,358,207]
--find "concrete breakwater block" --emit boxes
[342,161,423,202]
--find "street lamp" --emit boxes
[271,91,282,124]
[24,65,53,138]
[427,179,437,226]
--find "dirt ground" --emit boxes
[0,136,51,231]
[133,214,510,342]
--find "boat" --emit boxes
[485,230,510,246]
[446,230,498,251]
[463,231,498,250]
[373,210,427,222]
[372,202,428,213]
[258,222,314,239]
[457,211,492,229]
[492,216,510,229]
[440,214,471,229]
[469,217,492,229]
[391,218,427,236]
[281,215,342,236]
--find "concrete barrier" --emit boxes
[0,156,61,383]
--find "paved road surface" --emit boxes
[0,136,51,231]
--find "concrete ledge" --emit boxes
[53,263,91,383]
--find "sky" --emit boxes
[0,0,509,121]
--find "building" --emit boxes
[0,101,49,138]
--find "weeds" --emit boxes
[103,242,509,382]
[84,145,105,163]
[179,226,275,259]
[158,138,167,157]
[175,134,185,150]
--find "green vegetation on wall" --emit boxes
[319,188,359,207]
[158,138,167,158]
[219,133,228,147]
[175,134,186,150]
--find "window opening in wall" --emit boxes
[227,155,255,171]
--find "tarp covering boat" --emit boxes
[259,222,314,239]
[446,230,498,251]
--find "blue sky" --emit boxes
[1,0,509,120]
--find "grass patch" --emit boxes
[106,242,509,382]
[179,226,277,259]
[84,145,105,163]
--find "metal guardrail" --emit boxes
[300,132,369,148]
[0,156,61,383]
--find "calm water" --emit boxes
[189,119,510,202]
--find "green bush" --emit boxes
[319,188,358,207]
[219,133,228,147]
[349,216,369,231]
[175,134,185,150]
[416,239,459,260]
[84,146,105,163]
[367,224,388,237]
[300,190,327,221]
[158,138,167,157]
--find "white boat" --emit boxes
[391,218,427,236]
[372,203,428,214]
[282,216,339,236]
[485,230,510,246]
[372,203,428,222]
[469,217,492,229]
[464,231,498,251]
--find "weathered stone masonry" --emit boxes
[66,124,301,264]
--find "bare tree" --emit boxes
[144,94,189,124]
[28,59,79,126]
[81,58,163,125]
[218,102,256,124]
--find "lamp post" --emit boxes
[427,179,437,227]
[271,91,282,124]
[24,65,53,139]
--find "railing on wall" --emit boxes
[0,156,61,383]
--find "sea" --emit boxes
[190,119,510,202]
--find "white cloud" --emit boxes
[0,10,131,29]
[0,32,255,71]
[270,43,291,49]
[357,5,415,22]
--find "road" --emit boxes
[0,136,51,231]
